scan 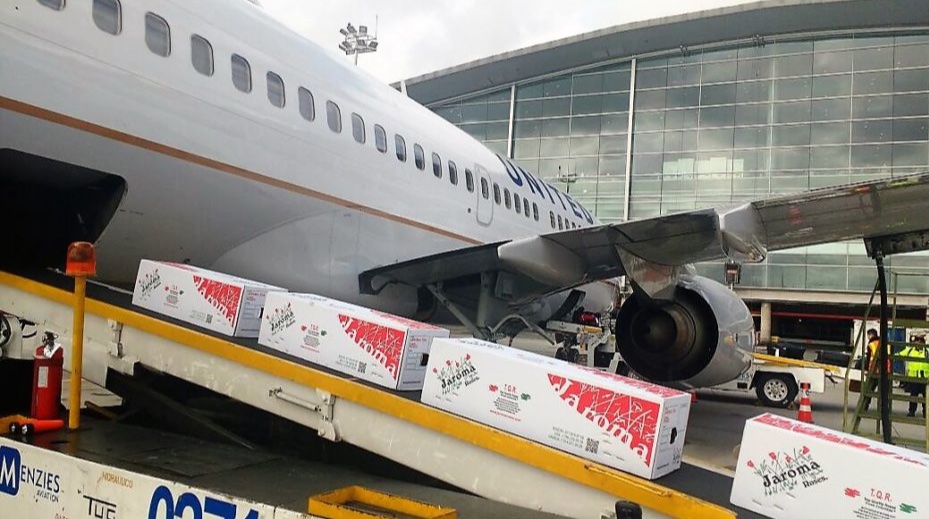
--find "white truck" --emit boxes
[711,353,836,407]
[544,318,835,408]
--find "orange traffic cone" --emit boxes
[797,382,814,423]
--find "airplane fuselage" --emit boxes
[0,0,609,317]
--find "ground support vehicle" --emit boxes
[711,353,835,408]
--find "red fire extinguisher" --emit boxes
[31,331,64,420]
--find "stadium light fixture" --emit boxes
[339,20,379,66]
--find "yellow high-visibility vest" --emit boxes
[900,347,929,378]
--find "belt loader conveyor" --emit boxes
[0,269,761,519]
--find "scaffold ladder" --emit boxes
[845,272,929,451]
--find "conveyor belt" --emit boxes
[0,267,763,518]
[5,417,566,518]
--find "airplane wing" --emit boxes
[360,172,929,304]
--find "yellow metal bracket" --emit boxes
[308,486,456,519]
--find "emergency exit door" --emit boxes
[475,163,493,226]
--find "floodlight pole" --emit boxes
[339,21,379,66]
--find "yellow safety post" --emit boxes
[65,242,96,430]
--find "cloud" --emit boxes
[260,0,755,83]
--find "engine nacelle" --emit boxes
[616,275,754,388]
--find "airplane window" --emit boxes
[558,214,563,230]
[93,0,121,35]
[414,144,425,170]
[480,178,489,200]
[191,35,214,76]
[298,87,315,121]
[374,125,387,153]
[448,161,458,185]
[326,101,342,133]
[351,113,365,143]
[231,54,252,93]
[37,0,64,10]
[144,13,170,57]
[550,211,556,228]
[395,135,407,162]
[514,194,521,214]
[465,169,474,192]
[533,203,539,222]
[432,153,442,178]
[504,189,511,209]
[267,72,285,108]
[524,199,530,218]
[493,183,501,205]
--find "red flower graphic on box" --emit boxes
[747,446,826,496]
[547,374,660,465]
[338,315,404,377]
[193,276,241,324]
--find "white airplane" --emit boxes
[3,0,929,388]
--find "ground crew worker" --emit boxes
[865,328,880,372]
[900,335,929,417]
[863,328,890,411]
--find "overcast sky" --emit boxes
[260,0,757,84]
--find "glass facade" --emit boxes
[429,31,929,294]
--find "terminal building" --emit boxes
[398,0,929,348]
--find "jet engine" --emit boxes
[615,275,754,388]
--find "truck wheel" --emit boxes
[755,374,798,408]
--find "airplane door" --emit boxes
[475,163,493,225]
